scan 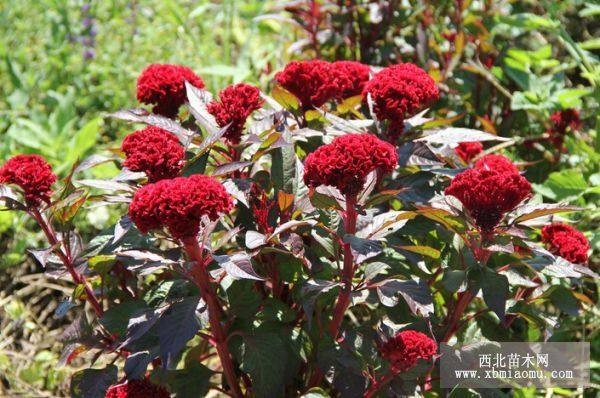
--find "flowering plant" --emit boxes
[0,58,595,398]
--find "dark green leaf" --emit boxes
[70,365,117,398]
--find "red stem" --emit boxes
[182,238,243,398]
[30,207,104,317]
[364,370,396,398]
[329,194,358,338]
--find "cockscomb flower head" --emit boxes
[541,223,589,264]
[137,64,204,118]
[129,175,232,239]
[303,133,397,196]
[549,109,581,134]
[274,60,339,111]
[455,142,483,163]
[445,168,531,232]
[547,109,582,149]
[333,61,371,99]
[105,379,170,398]
[121,126,185,182]
[380,330,437,372]
[474,154,519,174]
[363,63,439,134]
[206,83,264,144]
[0,154,57,206]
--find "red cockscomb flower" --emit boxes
[547,109,582,149]
[445,168,531,232]
[206,83,264,144]
[541,223,589,264]
[333,61,371,99]
[105,379,170,398]
[129,175,232,239]
[474,154,519,174]
[362,63,439,138]
[455,142,483,163]
[274,60,339,111]
[121,126,185,182]
[0,154,57,205]
[380,330,437,373]
[303,133,397,196]
[137,64,205,118]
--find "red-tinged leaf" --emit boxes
[67,345,88,364]
[510,203,582,224]
[394,245,440,259]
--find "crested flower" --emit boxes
[0,154,57,206]
[547,109,582,150]
[121,126,185,182]
[362,63,439,140]
[105,379,170,398]
[380,330,437,373]
[303,133,397,196]
[274,60,339,111]
[474,154,519,174]
[137,63,205,118]
[541,223,589,264]
[128,175,232,239]
[333,61,371,99]
[445,168,531,232]
[206,83,264,144]
[455,142,483,163]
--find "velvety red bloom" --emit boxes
[274,60,339,111]
[445,168,531,232]
[129,175,232,239]
[105,379,170,398]
[137,64,205,118]
[0,154,56,205]
[206,83,264,144]
[380,330,437,372]
[474,154,519,174]
[547,109,582,149]
[333,61,371,99]
[455,142,483,163]
[550,109,581,133]
[362,63,439,134]
[121,126,185,182]
[541,223,589,264]
[303,133,397,196]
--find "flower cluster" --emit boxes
[137,64,205,118]
[547,109,582,149]
[541,223,589,264]
[380,330,437,372]
[333,60,371,99]
[0,154,57,206]
[207,83,264,144]
[128,175,232,239]
[275,60,371,111]
[475,154,519,174]
[275,60,340,111]
[445,159,531,232]
[303,133,397,196]
[105,379,170,398]
[362,63,439,139]
[455,142,483,163]
[121,126,185,182]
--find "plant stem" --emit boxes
[329,194,358,338]
[183,238,243,398]
[364,370,396,398]
[30,207,104,317]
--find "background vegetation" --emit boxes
[0,0,598,397]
